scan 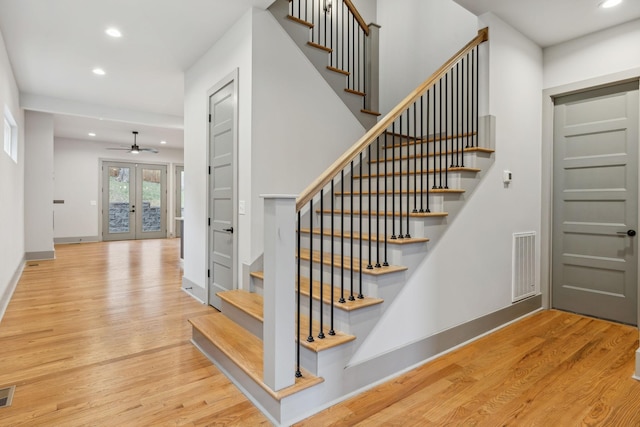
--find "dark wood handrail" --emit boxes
[296,27,488,211]
[343,0,369,35]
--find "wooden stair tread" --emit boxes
[353,167,481,179]
[361,109,381,116]
[369,147,495,164]
[286,15,313,28]
[327,66,349,76]
[299,228,430,245]
[307,41,332,53]
[252,270,385,310]
[299,248,407,276]
[335,188,465,196]
[383,131,477,148]
[216,289,356,352]
[317,209,448,218]
[189,312,323,401]
[218,289,263,322]
[345,88,366,97]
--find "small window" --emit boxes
[3,106,17,163]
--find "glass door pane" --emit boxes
[141,168,162,232]
[103,162,136,241]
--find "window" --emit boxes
[3,106,17,163]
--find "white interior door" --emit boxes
[208,74,237,309]
[552,81,639,325]
[102,161,167,241]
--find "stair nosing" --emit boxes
[216,289,356,352]
[190,312,324,401]
[307,41,332,53]
[286,14,314,28]
[299,248,408,276]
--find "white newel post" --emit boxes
[262,195,297,391]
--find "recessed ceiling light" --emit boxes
[600,0,622,8]
[88,132,96,137]
[160,140,167,144]
[92,68,106,76]
[105,27,122,38]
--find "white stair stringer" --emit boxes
[268,0,378,129]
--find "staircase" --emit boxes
[188,5,492,425]
[268,0,381,129]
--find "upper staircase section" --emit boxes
[269,0,380,129]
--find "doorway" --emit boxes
[102,161,167,241]
[552,81,639,325]
[208,71,238,310]
[175,165,184,238]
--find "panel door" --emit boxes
[552,81,639,325]
[208,79,237,309]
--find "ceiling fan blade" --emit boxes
[139,148,159,153]
[106,148,132,151]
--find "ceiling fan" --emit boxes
[107,131,158,154]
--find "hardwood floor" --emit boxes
[0,239,269,426]
[298,310,640,426]
[2,239,640,426]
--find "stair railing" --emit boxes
[286,27,489,379]
[289,0,378,111]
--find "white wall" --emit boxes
[544,19,640,90]
[53,137,183,241]
[351,0,376,25]
[24,111,54,257]
[250,9,366,260]
[0,28,24,317]
[377,0,478,113]
[182,7,367,300]
[351,12,544,364]
[183,8,253,300]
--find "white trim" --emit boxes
[0,257,25,322]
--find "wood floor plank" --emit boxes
[296,310,640,426]
[0,239,269,426]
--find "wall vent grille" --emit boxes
[512,232,537,303]
[0,385,15,408]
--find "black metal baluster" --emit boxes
[349,161,355,301]
[466,53,470,149]
[318,190,325,339]
[359,151,364,299]
[438,79,443,189]
[405,109,411,238]
[367,146,373,270]
[413,102,418,213]
[444,73,449,189]
[383,131,389,266]
[456,61,460,167]
[310,0,314,42]
[296,210,302,378]
[375,137,381,268]
[307,200,314,343]
[340,170,345,303]
[425,90,431,212]
[329,180,335,336]
[398,115,403,240]
[391,123,396,240]
[420,95,424,212]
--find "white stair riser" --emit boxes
[316,211,447,236]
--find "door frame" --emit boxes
[100,159,169,241]
[175,164,184,237]
[542,68,640,323]
[207,68,239,307]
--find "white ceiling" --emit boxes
[453,0,640,48]
[1,0,639,150]
[0,0,273,148]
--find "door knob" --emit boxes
[617,230,636,237]
[223,227,234,234]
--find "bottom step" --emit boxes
[189,312,323,401]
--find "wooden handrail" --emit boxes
[296,27,488,211]
[343,0,369,36]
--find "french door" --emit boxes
[102,161,167,241]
